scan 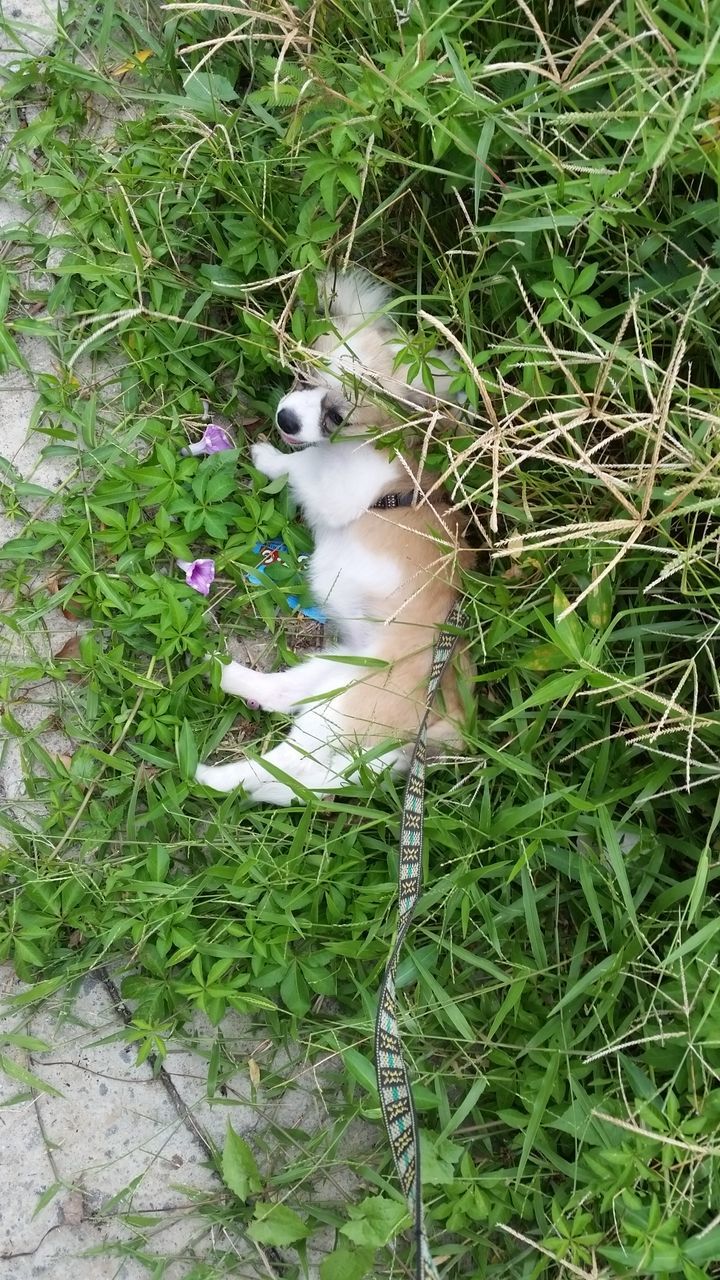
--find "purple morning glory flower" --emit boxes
[177,558,215,595]
[181,423,234,456]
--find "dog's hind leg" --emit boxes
[196,730,417,805]
[195,750,337,804]
[426,715,465,753]
[195,711,344,805]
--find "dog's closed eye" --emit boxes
[325,406,345,427]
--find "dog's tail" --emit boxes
[319,268,394,330]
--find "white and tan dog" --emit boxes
[196,270,472,804]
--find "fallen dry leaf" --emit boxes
[61,599,86,621]
[61,1192,85,1226]
[112,49,154,77]
[54,635,82,661]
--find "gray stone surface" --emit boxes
[0,967,266,1277]
[0,0,55,65]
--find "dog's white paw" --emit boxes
[218,660,261,708]
[219,658,247,694]
[195,762,246,793]
[251,441,287,479]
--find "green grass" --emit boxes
[2,0,720,1275]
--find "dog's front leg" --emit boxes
[218,654,351,713]
[251,441,292,481]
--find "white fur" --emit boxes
[195,270,462,805]
[260,437,403,526]
[320,270,395,324]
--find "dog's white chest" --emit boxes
[309,528,401,635]
[287,440,403,526]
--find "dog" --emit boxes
[195,270,472,805]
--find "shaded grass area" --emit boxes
[2,0,720,1275]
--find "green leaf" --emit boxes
[146,846,170,882]
[203,468,237,504]
[597,805,638,932]
[552,954,617,1015]
[601,1243,683,1273]
[340,1196,410,1249]
[586,566,613,629]
[523,642,567,671]
[320,1245,375,1280]
[343,1048,378,1097]
[516,1056,556,1183]
[573,261,599,294]
[337,165,362,200]
[685,1222,720,1265]
[541,298,565,324]
[0,268,9,320]
[199,265,249,294]
[665,915,720,963]
[577,293,603,316]
[14,481,56,499]
[0,534,60,561]
[320,170,337,217]
[493,198,567,232]
[0,1052,62,1097]
[247,1203,310,1246]
[552,257,575,293]
[578,850,607,947]
[493,670,584,724]
[183,71,239,104]
[280,963,311,1016]
[553,586,585,660]
[420,1132,464,1185]
[532,279,558,299]
[175,719,198,781]
[13,938,47,968]
[32,1182,63,1218]
[222,1124,262,1202]
[0,1033,51,1052]
[0,323,29,371]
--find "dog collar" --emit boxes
[371,491,416,511]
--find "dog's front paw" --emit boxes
[251,441,288,480]
[217,659,261,709]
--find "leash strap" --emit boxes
[374,603,467,1280]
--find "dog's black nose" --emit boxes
[277,407,301,436]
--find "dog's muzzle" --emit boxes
[277,407,301,436]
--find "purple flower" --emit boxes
[181,423,234,456]
[177,558,215,595]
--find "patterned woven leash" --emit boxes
[374,603,467,1280]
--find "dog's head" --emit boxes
[275,335,399,448]
[274,270,458,448]
[275,377,358,448]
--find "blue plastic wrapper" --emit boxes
[247,540,328,623]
